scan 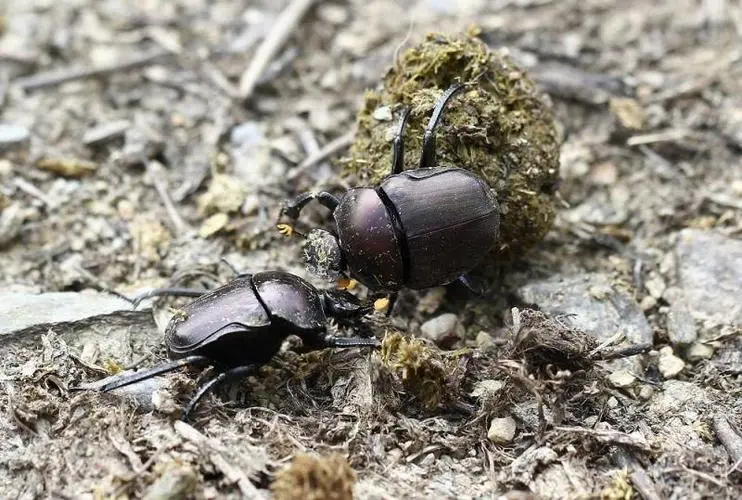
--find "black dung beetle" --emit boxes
[279,84,501,299]
[73,270,380,421]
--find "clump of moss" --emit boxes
[344,29,560,257]
[380,332,450,410]
[271,453,356,500]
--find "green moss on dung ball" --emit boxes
[344,29,560,257]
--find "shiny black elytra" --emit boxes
[74,271,379,421]
[281,83,501,296]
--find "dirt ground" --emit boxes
[1,0,741,499]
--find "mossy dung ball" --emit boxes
[344,30,560,258]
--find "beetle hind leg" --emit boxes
[180,364,257,421]
[419,83,466,169]
[71,355,211,393]
[391,107,411,175]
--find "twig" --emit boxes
[612,447,662,500]
[238,0,316,100]
[286,129,355,181]
[662,467,726,488]
[14,49,171,91]
[713,415,742,471]
[14,177,56,207]
[626,129,690,146]
[173,421,267,499]
[554,426,653,451]
[145,161,191,235]
[593,343,653,361]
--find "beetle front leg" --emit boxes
[130,287,209,308]
[321,336,381,349]
[419,83,466,169]
[280,191,340,221]
[180,364,257,421]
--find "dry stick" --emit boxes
[713,415,742,472]
[146,161,191,235]
[613,447,662,500]
[286,129,356,181]
[14,49,171,91]
[238,0,316,100]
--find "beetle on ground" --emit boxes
[73,271,380,421]
[279,84,501,306]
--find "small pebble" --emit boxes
[666,303,698,345]
[419,453,436,467]
[419,313,460,344]
[199,213,229,238]
[36,157,98,177]
[471,380,505,400]
[607,396,619,408]
[487,416,516,444]
[0,122,30,150]
[644,274,666,300]
[686,342,714,361]
[638,385,654,400]
[608,370,636,388]
[475,330,496,351]
[658,346,685,378]
[373,106,393,121]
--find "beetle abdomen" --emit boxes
[379,168,500,289]
[166,276,271,358]
[253,271,326,331]
[334,188,404,289]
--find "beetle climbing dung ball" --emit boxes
[345,30,561,258]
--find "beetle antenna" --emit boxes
[419,83,467,169]
[71,355,211,392]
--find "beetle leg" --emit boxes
[71,355,211,392]
[391,106,412,175]
[457,274,487,296]
[419,83,466,169]
[131,287,209,309]
[371,292,398,317]
[281,191,340,221]
[322,336,381,349]
[180,364,257,421]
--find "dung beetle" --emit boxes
[73,270,380,421]
[279,84,500,299]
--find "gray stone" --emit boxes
[666,302,697,345]
[657,346,685,378]
[673,229,742,329]
[0,123,30,150]
[230,121,281,187]
[419,313,460,344]
[517,273,653,346]
[0,291,133,336]
[487,416,517,444]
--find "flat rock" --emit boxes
[517,273,653,346]
[0,122,30,150]
[672,229,742,329]
[0,291,134,336]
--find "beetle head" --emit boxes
[304,229,344,281]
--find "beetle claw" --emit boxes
[336,277,358,290]
[277,223,294,237]
[373,297,390,312]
